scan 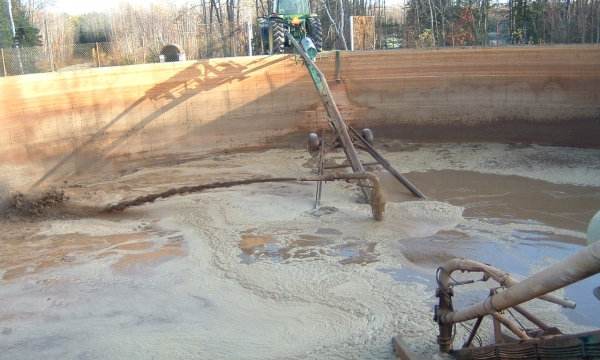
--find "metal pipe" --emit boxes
[335,50,341,82]
[307,171,382,191]
[323,162,379,170]
[284,31,364,175]
[314,129,325,209]
[285,31,374,208]
[462,317,484,348]
[493,314,503,344]
[512,304,551,332]
[349,16,355,51]
[298,172,384,221]
[349,126,427,199]
[439,241,600,324]
[438,258,576,309]
[490,311,531,340]
[246,22,253,56]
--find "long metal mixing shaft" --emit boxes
[286,31,426,201]
[284,31,364,175]
[103,173,385,220]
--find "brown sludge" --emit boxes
[102,177,296,212]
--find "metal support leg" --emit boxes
[490,311,531,340]
[462,317,484,348]
[348,126,426,199]
[335,50,341,82]
[493,315,503,344]
[512,304,554,333]
[315,130,325,209]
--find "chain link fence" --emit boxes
[1,22,251,77]
[1,20,410,77]
[377,22,404,49]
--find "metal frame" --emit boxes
[284,30,426,220]
[430,240,600,356]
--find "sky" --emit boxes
[49,0,404,15]
[48,0,403,15]
[48,0,161,15]
[48,0,404,15]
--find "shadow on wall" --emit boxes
[30,56,288,190]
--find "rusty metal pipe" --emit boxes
[348,126,427,200]
[285,32,364,175]
[298,172,384,221]
[490,311,531,340]
[323,162,380,170]
[300,171,380,186]
[439,241,600,325]
[285,32,378,209]
[512,304,551,332]
[438,258,576,309]
[462,316,484,348]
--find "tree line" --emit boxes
[1,0,598,57]
[405,0,600,46]
[1,0,44,48]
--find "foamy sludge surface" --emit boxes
[1,143,598,359]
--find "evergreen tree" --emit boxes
[1,1,12,47]
[1,0,41,48]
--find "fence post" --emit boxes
[350,16,355,51]
[96,42,101,67]
[1,49,6,76]
[50,43,54,71]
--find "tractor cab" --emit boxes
[274,0,311,16]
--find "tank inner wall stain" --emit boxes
[1,46,599,189]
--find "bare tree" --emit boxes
[22,0,55,23]
[322,0,348,49]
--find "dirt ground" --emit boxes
[1,141,599,359]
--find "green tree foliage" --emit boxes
[14,12,41,46]
[405,0,600,46]
[0,1,12,47]
[76,13,110,43]
[1,0,41,48]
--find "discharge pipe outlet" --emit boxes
[438,240,600,325]
[298,172,384,221]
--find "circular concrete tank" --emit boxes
[1,46,599,358]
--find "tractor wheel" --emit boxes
[308,133,320,157]
[307,17,323,52]
[272,22,285,54]
[362,128,374,146]
[260,24,269,55]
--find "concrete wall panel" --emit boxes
[1,46,599,190]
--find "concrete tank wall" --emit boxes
[328,46,600,145]
[1,45,599,190]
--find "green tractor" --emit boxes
[259,0,323,55]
